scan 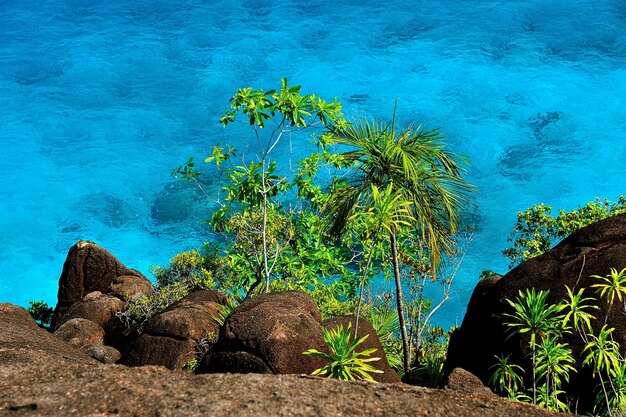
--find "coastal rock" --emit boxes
[1,301,571,417]
[108,275,154,301]
[445,368,494,396]
[322,315,400,383]
[0,303,93,366]
[81,344,122,364]
[54,318,105,348]
[51,240,145,330]
[56,293,125,336]
[123,290,225,369]
[445,213,626,411]
[200,291,328,375]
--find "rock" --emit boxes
[445,213,626,412]
[322,315,400,383]
[81,344,122,364]
[56,293,125,335]
[82,291,103,302]
[123,290,225,369]
[445,368,494,396]
[0,303,94,366]
[0,302,574,417]
[54,318,105,348]
[199,291,329,375]
[51,240,145,330]
[108,275,154,301]
[0,303,37,326]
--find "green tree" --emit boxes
[322,110,474,374]
[504,197,626,267]
[174,78,346,296]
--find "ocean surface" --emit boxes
[2,0,625,328]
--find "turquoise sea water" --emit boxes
[2,0,625,327]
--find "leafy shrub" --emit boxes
[150,248,218,290]
[27,300,53,328]
[503,196,626,267]
[304,322,383,382]
[116,281,190,334]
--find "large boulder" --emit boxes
[123,290,225,369]
[51,240,147,330]
[322,315,400,383]
[445,368,495,396]
[108,275,154,301]
[54,318,105,348]
[199,291,329,375]
[0,303,94,366]
[55,292,125,338]
[445,213,626,411]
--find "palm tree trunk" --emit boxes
[390,229,410,375]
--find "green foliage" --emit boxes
[150,248,218,290]
[583,325,621,377]
[304,322,383,382]
[489,354,526,399]
[182,358,199,372]
[210,297,239,326]
[368,304,403,373]
[561,286,597,333]
[27,300,53,328]
[493,280,626,416]
[322,108,475,374]
[167,80,475,390]
[117,281,190,334]
[504,288,564,347]
[503,196,626,267]
[591,267,626,306]
[408,326,451,387]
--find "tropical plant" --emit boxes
[534,336,576,409]
[583,325,623,415]
[150,248,219,290]
[116,281,190,334]
[303,322,383,382]
[560,285,597,334]
[591,267,626,319]
[322,109,474,374]
[594,362,626,417]
[489,354,526,399]
[504,288,565,404]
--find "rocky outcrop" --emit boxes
[51,240,148,330]
[1,300,566,417]
[322,315,400,383]
[200,291,329,375]
[445,213,626,411]
[123,290,225,369]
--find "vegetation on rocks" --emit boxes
[503,196,626,267]
[490,270,626,416]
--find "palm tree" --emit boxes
[323,108,474,374]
